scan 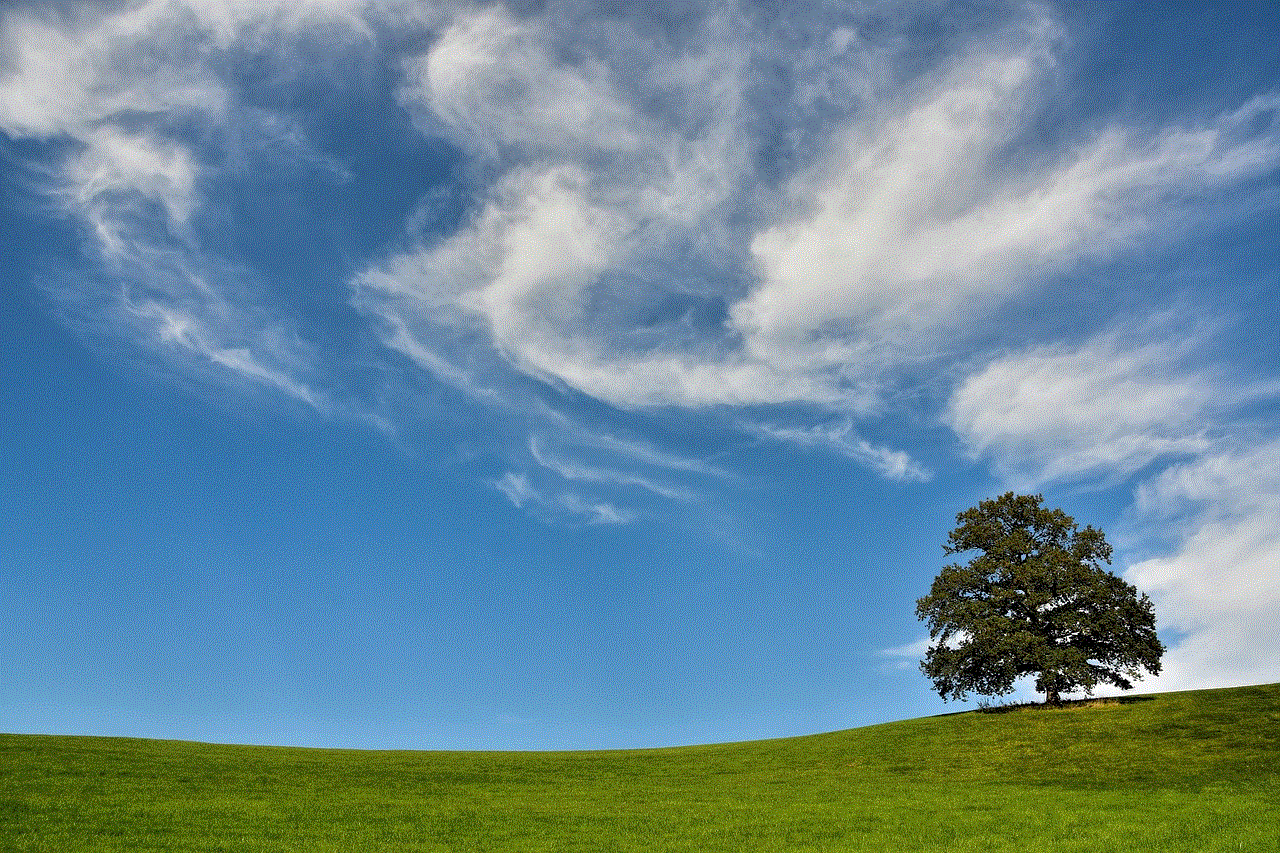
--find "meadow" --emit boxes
[3,682,1278,852]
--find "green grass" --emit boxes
[4,683,1279,852]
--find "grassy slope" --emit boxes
[2,683,1278,852]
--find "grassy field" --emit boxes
[3,683,1278,852]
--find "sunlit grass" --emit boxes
[3,683,1278,851]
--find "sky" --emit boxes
[1,0,1278,751]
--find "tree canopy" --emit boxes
[916,492,1164,704]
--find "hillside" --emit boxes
[3,683,1278,852]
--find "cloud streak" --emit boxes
[529,437,696,503]
[751,420,930,482]
[494,471,635,526]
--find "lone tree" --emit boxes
[916,492,1163,705]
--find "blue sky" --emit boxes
[1,0,1278,750]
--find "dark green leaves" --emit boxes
[918,493,1163,704]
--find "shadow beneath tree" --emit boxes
[976,695,1156,714]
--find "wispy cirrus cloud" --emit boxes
[877,637,932,673]
[552,419,731,483]
[494,470,635,526]
[0,0,367,408]
[750,420,930,483]
[528,437,695,504]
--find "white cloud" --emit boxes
[130,300,320,407]
[738,22,1064,357]
[947,332,1219,487]
[66,128,202,252]
[0,4,229,139]
[1124,442,1280,692]
[405,4,640,160]
[752,420,931,482]
[533,407,730,481]
[358,3,1280,434]
[737,45,1280,380]
[0,0,370,406]
[180,0,371,46]
[493,470,635,526]
[359,4,795,411]
[878,636,932,672]
[559,493,635,526]
[528,437,694,503]
[494,471,537,509]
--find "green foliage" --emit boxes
[2,684,1279,852]
[917,492,1164,703]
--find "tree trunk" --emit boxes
[1045,685,1060,705]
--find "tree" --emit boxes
[916,492,1164,705]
